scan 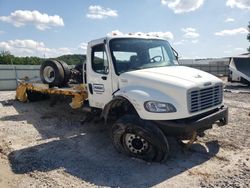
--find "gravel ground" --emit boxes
[0,87,249,188]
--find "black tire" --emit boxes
[26,91,48,102]
[56,60,71,85]
[40,60,65,87]
[111,115,169,162]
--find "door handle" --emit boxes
[101,76,107,80]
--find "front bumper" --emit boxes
[154,105,228,136]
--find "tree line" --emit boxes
[0,51,86,65]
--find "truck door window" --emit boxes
[92,44,109,74]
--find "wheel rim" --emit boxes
[124,133,149,154]
[43,66,55,83]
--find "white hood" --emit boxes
[119,66,222,89]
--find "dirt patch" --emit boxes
[0,90,250,187]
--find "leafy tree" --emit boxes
[0,50,14,64]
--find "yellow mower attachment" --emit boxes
[16,81,88,109]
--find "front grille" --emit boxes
[188,84,223,113]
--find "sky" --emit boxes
[0,0,249,59]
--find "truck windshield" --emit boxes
[109,38,177,75]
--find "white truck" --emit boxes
[16,35,228,162]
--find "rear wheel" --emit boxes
[40,60,67,87]
[111,115,169,162]
[56,60,70,85]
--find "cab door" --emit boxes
[87,41,113,109]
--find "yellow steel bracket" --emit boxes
[70,94,84,109]
[15,83,28,102]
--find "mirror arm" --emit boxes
[171,47,179,60]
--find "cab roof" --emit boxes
[89,34,168,45]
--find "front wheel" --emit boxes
[111,115,169,162]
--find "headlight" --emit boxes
[144,101,176,113]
